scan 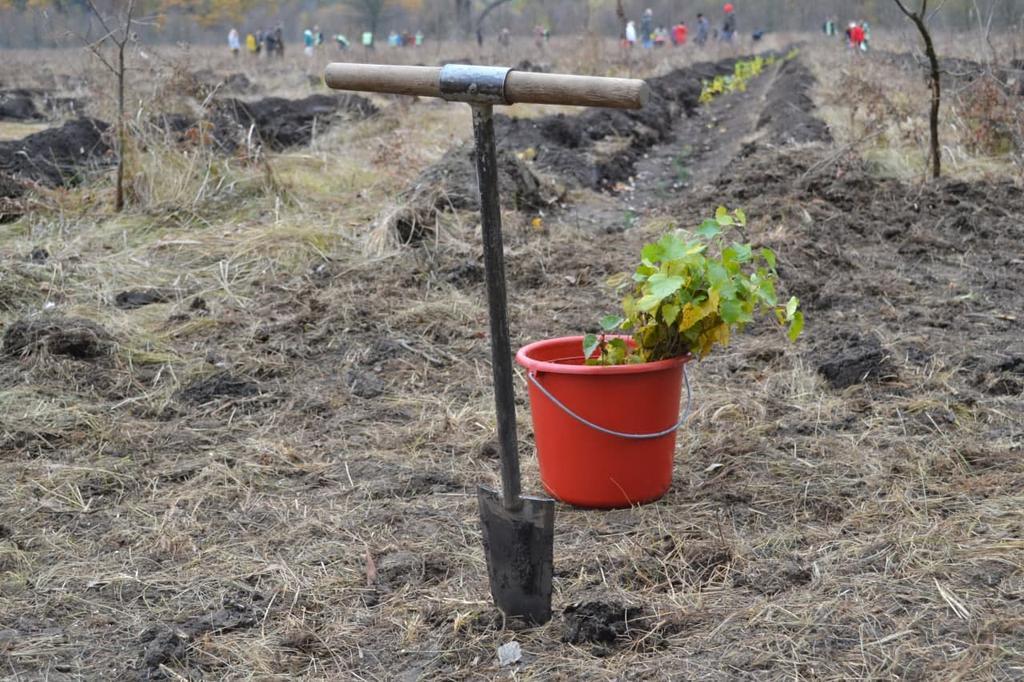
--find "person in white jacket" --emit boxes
[625,20,637,47]
[228,28,241,56]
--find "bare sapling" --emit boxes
[78,0,137,211]
[892,0,942,179]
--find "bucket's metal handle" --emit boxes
[526,364,692,440]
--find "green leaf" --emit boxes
[720,298,744,324]
[787,311,805,342]
[760,247,776,270]
[600,314,625,332]
[641,242,664,263]
[734,208,747,226]
[583,333,600,359]
[658,233,687,261]
[715,206,728,220]
[786,296,799,321]
[697,219,721,239]
[716,212,734,227]
[637,294,662,312]
[661,302,680,324]
[732,243,752,262]
[708,261,729,289]
[646,273,685,300]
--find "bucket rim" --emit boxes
[516,335,691,376]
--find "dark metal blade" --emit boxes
[478,486,555,624]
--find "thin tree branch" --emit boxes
[892,0,916,19]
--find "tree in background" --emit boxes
[80,0,139,211]
[892,0,942,179]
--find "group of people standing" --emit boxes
[228,27,286,58]
[228,26,424,58]
[823,17,871,52]
[624,3,740,49]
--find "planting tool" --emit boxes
[325,62,648,624]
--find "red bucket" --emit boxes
[516,336,690,509]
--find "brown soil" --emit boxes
[0,117,111,186]
[1,49,1022,680]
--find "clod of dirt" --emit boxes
[0,118,111,187]
[177,372,260,404]
[346,368,385,399]
[114,288,169,310]
[212,93,378,150]
[2,316,114,359]
[28,247,48,263]
[975,356,1024,396]
[444,260,484,286]
[141,603,257,675]
[818,337,893,389]
[734,560,812,595]
[562,601,642,645]
[0,90,41,121]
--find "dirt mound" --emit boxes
[489,59,724,190]
[757,59,831,145]
[140,602,258,675]
[0,89,83,121]
[0,118,111,187]
[207,94,377,151]
[2,316,115,359]
[0,90,40,120]
[372,143,557,247]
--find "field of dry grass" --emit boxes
[1,31,1023,680]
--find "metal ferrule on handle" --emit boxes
[324,62,649,109]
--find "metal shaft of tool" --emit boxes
[470,102,522,512]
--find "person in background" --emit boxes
[362,30,374,50]
[255,28,265,55]
[752,29,765,42]
[273,26,285,57]
[245,31,258,55]
[314,25,324,47]
[640,8,654,48]
[672,22,688,46]
[335,33,350,50]
[228,28,241,56]
[498,27,510,48]
[695,13,709,46]
[721,3,736,43]
[860,21,871,51]
[415,30,424,46]
[303,28,314,57]
[625,20,637,48]
[823,17,837,37]
[850,22,865,51]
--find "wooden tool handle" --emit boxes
[324,63,648,110]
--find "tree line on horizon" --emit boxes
[0,0,1021,49]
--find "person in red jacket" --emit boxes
[850,22,865,50]
[672,22,688,45]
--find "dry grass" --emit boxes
[1,33,1023,680]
